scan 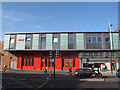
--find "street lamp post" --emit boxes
[109,21,113,74]
[54,49,55,79]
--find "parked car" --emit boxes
[74,68,92,77]
[91,70,103,77]
[116,69,120,77]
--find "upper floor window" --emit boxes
[86,33,102,49]
[10,38,15,43]
[10,35,15,49]
[97,37,102,42]
[105,37,110,41]
[25,34,32,49]
[26,37,31,42]
[41,37,46,42]
[41,34,46,49]
[68,34,74,49]
[92,37,96,42]
[53,37,58,42]
[87,37,91,42]
[68,37,73,42]
[52,34,58,49]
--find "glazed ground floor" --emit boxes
[11,51,119,71]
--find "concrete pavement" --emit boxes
[1,69,117,77]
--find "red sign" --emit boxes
[18,39,24,41]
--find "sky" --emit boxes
[2,2,118,40]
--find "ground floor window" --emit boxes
[21,57,77,70]
[41,58,44,67]
[62,58,75,67]
[22,58,34,67]
[73,58,75,67]
[32,58,34,66]
[22,58,24,66]
[69,58,72,67]
[66,59,68,67]
[45,58,47,66]
[62,58,64,68]
[25,58,27,66]
[83,63,101,68]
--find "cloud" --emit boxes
[32,25,43,29]
[3,15,22,22]
[3,10,53,22]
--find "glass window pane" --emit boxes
[69,59,72,67]
[66,59,68,67]
[45,58,47,66]
[32,58,34,66]
[62,58,64,67]
[53,34,58,37]
[68,43,73,49]
[98,37,102,42]
[41,58,44,67]
[10,39,14,43]
[10,35,15,38]
[41,34,46,37]
[105,37,109,41]
[26,38,31,42]
[41,37,46,42]
[52,43,58,49]
[10,43,14,49]
[53,37,58,42]
[68,37,73,42]
[73,58,75,67]
[29,58,31,66]
[25,58,27,66]
[22,58,24,66]
[87,37,91,42]
[92,37,96,42]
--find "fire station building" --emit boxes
[3,31,120,71]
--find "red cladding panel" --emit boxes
[55,58,62,70]
[75,58,80,69]
[34,57,41,69]
[18,56,22,69]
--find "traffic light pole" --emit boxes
[49,50,59,79]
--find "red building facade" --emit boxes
[17,51,79,70]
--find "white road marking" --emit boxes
[38,79,49,88]
[11,78,33,88]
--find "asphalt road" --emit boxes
[1,72,120,90]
